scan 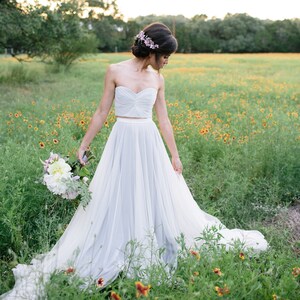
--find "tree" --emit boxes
[0,1,98,67]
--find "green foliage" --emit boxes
[0,64,37,84]
[0,1,98,68]
[1,1,300,58]
[52,33,98,69]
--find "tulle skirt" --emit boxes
[1,117,268,299]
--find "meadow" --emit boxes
[0,53,299,299]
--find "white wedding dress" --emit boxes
[1,86,268,299]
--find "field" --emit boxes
[0,53,299,299]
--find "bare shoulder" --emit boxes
[157,73,165,90]
[105,61,126,83]
[110,59,131,70]
[107,60,132,81]
[106,63,119,76]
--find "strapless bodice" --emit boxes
[114,86,157,118]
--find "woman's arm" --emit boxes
[77,65,116,164]
[154,75,183,174]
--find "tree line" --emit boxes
[1,0,299,67]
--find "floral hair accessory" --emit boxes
[136,31,159,49]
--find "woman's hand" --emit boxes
[77,146,87,166]
[172,156,183,174]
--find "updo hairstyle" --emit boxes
[131,22,178,61]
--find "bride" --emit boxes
[1,22,268,299]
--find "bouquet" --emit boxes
[40,151,94,207]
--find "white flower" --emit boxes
[41,152,92,206]
[62,190,79,200]
[47,158,71,178]
[43,174,69,195]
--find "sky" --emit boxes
[116,0,300,21]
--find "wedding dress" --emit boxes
[1,86,268,299]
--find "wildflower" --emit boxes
[239,252,245,260]
[272,294,278,300]
[14,113,19,118]
[105,121,109,127]
[9,112,13,117]
[97,277,104,287]
[292,267,300,277]
[193,271,199,276]
[80,120,85,126]
[135,281,151,298]
[64,267,74,274]
[291,112,298,118]
[53,139,59,144]
[215,284,230,297]
[190,250,200,260]
[40,120,45,125]
[213,268,222,276]
[34,127,39,131]
[28,124,33,129]
[32,100,36,105]
[199,128,209,135]
[39,142,45,148]
[111,291,121,300]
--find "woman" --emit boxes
[1,22,268,299]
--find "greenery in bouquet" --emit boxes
[40,150,95,207]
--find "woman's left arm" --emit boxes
[154,76,183,174]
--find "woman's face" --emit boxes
[149,54,171,70]
[158,54,170,69]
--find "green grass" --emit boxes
[0,53,299,299]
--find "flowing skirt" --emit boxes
[1,118,268,299]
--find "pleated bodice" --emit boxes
[114,86,157,118]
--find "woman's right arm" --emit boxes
[77,65,116,164]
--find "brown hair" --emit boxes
[131,22,178,63]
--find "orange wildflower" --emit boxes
[215,284,230,297]
[53,139,59,144]
[292,267,300,277]
[239,252,245,260]
[190,250,200,260]
[213,268,222,276]
[64,267,74,274]
[199,128,209,135]
[111,291,121,300]
[14,113,19,118]
[193,271,199,276]
[97,277,104,287]
[39,142,45,148]
[135,281,151,298]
